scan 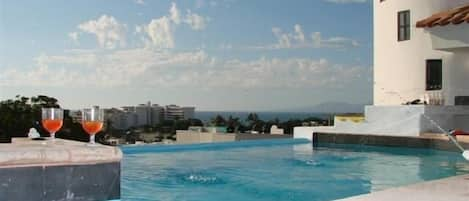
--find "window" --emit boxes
[398,10,410,41]
[455,96,469,105]
[426,60,442,91]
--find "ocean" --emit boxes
[195,111,332,123]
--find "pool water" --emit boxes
[121,139,469,201]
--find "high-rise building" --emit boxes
[164,105,184,120]
[135,104,151,126]
[151,104,165,125]
[107,101,196,130]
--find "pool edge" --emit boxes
[334,173,469,201]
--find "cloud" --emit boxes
[68,32,79,44]
[184,10,207,30]
[169,2,207,30]
[0,48,369,90]
[169,2,181,24]
[134,0,145,5]
[144,16,174,49]
[138,2,208,49]
[324,0,368,4]
[77,15,127,49]
[195,0,235,9]
[253,24,359,50]
[312,32,359,48]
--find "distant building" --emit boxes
[270,125,284,135]
[164,105,183,120]
[176,126,289,144]
[135,103,151,126]
[151,104,165,125]
[107,101,196,130]
[108,110,137,130]
[164,105,195,120]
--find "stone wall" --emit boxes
[0,138,122,201]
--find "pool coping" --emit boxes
[313,132,469,152]
[0,138,122,201]
[0,138,122,168]
[334,173,469,201]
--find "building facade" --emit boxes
[295,0,469,138]
[374,0,469,105]
[164,105,195,120]
[107,102,196,130]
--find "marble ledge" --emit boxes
[0,138,122,168]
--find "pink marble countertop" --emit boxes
[0,138,122,168]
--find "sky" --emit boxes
[0,0,373,111]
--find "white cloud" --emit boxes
[170,2,207,30]
[0,48,369,90]
[324,0,368,4]
[312,32,359,48]
[135,25,143,34]
[68,32,79,44]
[272,27,292,48]
[144,16,174,49]
[169,2,181,24]
[137,2,208,49]
[293,24,305,43]
[77,15,127,49]
[184,10,207,30]
[134,0,145,5]
[253,24,359,50]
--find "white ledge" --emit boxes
[0,138,122,168]
[335,174,469,201]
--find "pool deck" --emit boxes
[336,173,469,201]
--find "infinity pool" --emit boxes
[121,139,469,201]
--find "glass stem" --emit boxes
[90,135,96,144]
[50,132,55,139]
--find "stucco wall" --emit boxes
[176,132,236,144]
[373,0,469,105]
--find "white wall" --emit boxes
[373,0,469,106]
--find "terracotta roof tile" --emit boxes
[416,4,469,28]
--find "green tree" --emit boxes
[246,113,259,123]
[211,115,226,127]
[188,118,203,127]
[0,95,60,137]
[0,95,96,142]
[226,116,242,133]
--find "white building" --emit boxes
[374,0,469,105]
[270,125,284,135]
[151,104,165,125]
[108,110,137,130]
[135,103,151,126]
[107,102,196,130]
[164,105,195,120]
[295,0,469,138]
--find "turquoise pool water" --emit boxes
[121,139,469,201]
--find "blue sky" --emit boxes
[0,0,373,111]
